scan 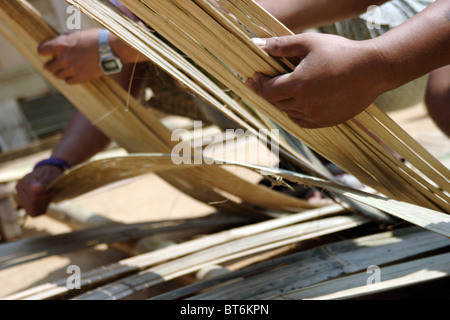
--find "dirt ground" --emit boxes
[0,102,449,299]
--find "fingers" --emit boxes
[43,56,78,83]
[16,177,51,217]
[247,72,301,102]
[15,167,61,217]
[251,34,310,58]
[38,39,64,56]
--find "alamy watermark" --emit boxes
[66,264,81,290]
[366,5,382,30]
[66,5,82,30]
[170,121,280,173]
[366,265,381,285]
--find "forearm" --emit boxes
[372,0,450,92]
[51,111,111,167]
[109,30,149,64]
[256,0,388,32]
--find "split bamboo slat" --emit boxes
[170,226,450,300]
[4,204,349,300]
[0,214,246,270]
[269,251,450,300]
[0,0,316,218]
[66,0,449,213]
[72,214,367,300]
[50,154,450,238]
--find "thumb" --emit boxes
[30,177,46,194]
[251,34,309,58]
[38,38,63,56]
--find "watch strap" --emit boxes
[98,28,114,59]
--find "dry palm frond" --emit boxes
[65,0,449,213]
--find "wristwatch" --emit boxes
[98,28,123,75]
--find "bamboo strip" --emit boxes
[184,226,450,300]
[0,215,246,270]
[73,214,366,300]
[269,251,450,300]
[4,205,346,300]
[71,0,324,177]
[49,154,450,238]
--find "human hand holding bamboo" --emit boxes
[15,166,63,217]
[38,28,105,84]
[246,33,389,128]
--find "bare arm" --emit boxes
[372,0,450,91]
[256,0,388,32]
[50,111,111,167]
[247,0,450,128]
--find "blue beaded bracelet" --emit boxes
[34,158,71,171]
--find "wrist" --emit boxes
[108,30,147,64]
[362,38,401,96]
[34,157,71,172]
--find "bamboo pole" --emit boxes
[73,214,366,300]
[0,215,246,270]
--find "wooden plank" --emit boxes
[0,134,60,165]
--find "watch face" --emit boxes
[102,59,120,71]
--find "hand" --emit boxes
[38,29,103,84]
[15,166,64,217]
[246,33,391,128]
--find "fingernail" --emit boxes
[250,38,267,48]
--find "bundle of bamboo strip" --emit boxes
[0,0,318,217]
[65,0,449,213]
